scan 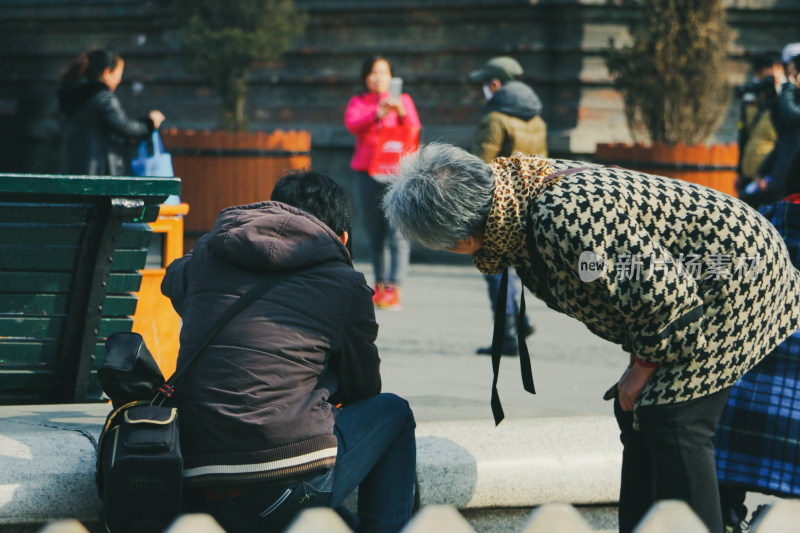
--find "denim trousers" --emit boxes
[187,393,417,533]
[614,388,731,533]
[485,272,518,316]
[356,172,409,286]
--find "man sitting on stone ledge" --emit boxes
[162,170,416,533]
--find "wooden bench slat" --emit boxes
[0,272,142,293]
[0,317,64,338]
[0,272,72,292]
[0,224,151,249]
[0,225,82,245]
[0,226,150,248]
[0,369,55,391]
[0,294,137,316]
[0,317,132,339]
[0,203,162,225]
[102,296,140,316]
[100,318,135,338]
[0,174,180,198]
[110,250,149,272]
[0,294,68,314]
[0,204,91,223]
[0,246,78,271]
[118,225,154,248]
[0,370,106,401]
[0,340,58,366]
[0,341,106,366]
[0,247,148,272]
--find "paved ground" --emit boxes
[360,261,626,423]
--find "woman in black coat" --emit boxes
[58,48,165,175]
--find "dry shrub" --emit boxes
[606,0,732,145]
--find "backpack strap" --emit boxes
[154,277,276,403]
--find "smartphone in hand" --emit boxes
[389,77,403,99]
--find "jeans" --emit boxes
[614,388,731,533]
[485,272,518,316]
[357,172,410,286]
[187,393,416,533]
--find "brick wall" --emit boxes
[3,0,799,166]
[1,0,798,259]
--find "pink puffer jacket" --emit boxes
[344,92,421,172]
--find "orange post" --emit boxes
[131,203,189,379]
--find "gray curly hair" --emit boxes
[382,143,495,250]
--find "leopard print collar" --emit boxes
[473,153,555,275]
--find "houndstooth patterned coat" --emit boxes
[515,160,800,407]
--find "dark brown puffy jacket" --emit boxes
[161,201,381,487]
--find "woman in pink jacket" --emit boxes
[345,55,421,310]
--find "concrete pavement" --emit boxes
[362,262,626,423]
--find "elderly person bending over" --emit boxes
[383,143,800,533]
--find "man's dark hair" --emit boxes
[752,52,780,73]
[272,170,353,237]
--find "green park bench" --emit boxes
[0,174,180,405]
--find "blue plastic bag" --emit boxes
[131,131,179,204]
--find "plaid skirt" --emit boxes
[714,330,800,497]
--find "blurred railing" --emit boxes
[39,500,800,533]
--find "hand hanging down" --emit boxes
[618,356,658,412]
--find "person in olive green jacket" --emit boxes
[469,56,547,356]
[470,56,548,161]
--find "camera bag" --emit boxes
[96,278,275,532]
[96,400,182,533]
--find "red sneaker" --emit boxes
[372,283,386,305]
[376,285,402,310]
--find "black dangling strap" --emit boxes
[517,289,535,394]
[487,165,592,425]
[490,268,509,426]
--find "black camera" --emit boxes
[735,75,775,98]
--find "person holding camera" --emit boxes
[735,52,782,200]
[745,45,800,206]
[344,55,421,310]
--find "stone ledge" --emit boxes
[0,404,105,529]
[0,404,621,529]
[415,417,621,509]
